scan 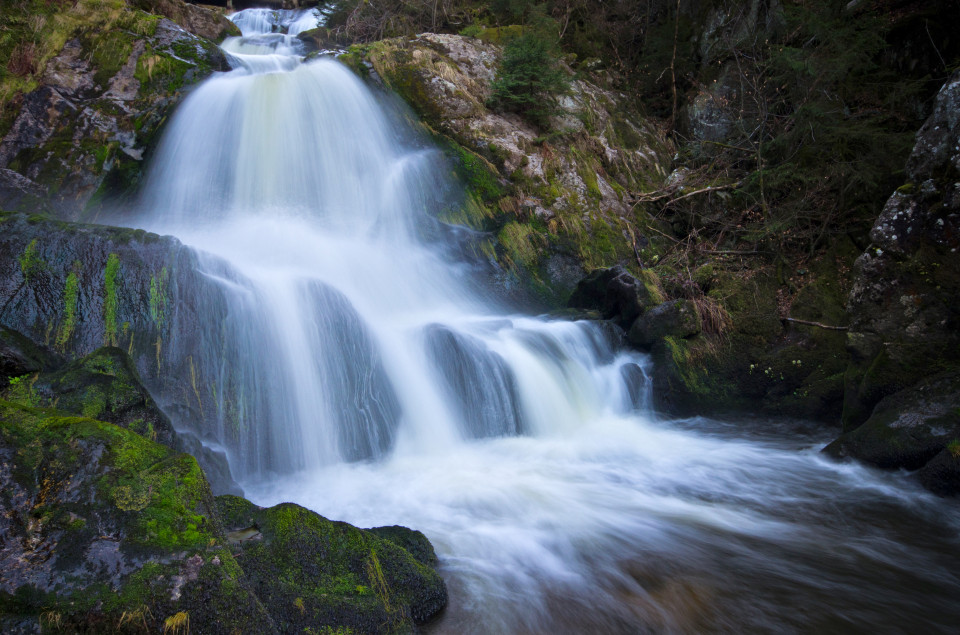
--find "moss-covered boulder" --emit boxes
[0,399,276,634]
[825,371,960,495]
[345,33,672,305]
[0,0,231,220]
[216,496,447,633]
[0,394,447,632]
[628,299,701,348]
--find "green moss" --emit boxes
[449,142,504,204]
[134,49,192,93]
[56,267,80,349]
[498,221,540,270]
[103,253,120,346]
[18,238,45,283]
[85,30,134,88]
[610,115,643,151]
[338,44,371,77]
[6,374,39,407]
[366,42,446,128]
[661,335,715,398]
[149,266,169,327]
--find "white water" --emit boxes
[132,9,960,633]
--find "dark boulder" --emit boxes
[368,525,440,568]
[568,265,664,329]
[628,299,701,348]
[0,326,62,383]
[825,371,960,494]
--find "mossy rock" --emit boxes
[30,346,178,449]
[0,3,230,221]
[627,299,701,348]
[367,525,439,568]
[0,386,447,632]
[0,399,275,634]
[651,257,851,421]
[825,370,960,483]
[215,496,448,633]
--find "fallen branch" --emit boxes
[782,317,849,331]
[632,182,740,207]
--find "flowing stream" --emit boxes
[130,9,960,633]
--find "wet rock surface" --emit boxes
[843,71,960,427]
[567,265,664,329]
[822,70,960,494]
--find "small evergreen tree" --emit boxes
[488,27,569,129]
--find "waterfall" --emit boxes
[137,9,651,478]
[128,9,960,633]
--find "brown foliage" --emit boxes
[7,41,39,77]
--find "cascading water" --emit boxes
[129,9,960,633]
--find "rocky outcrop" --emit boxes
[346,34,672,304]
[0,325,62,383]
[0,391,446,633]
[132,0,240,42]
[0,3,230,220]
[842,70,960,430]
[820,71,960,493]
[0,214,240,487]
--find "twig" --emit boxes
[633,182,740,206]
[782,317,849,331]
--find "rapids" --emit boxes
[127,8,960,633]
